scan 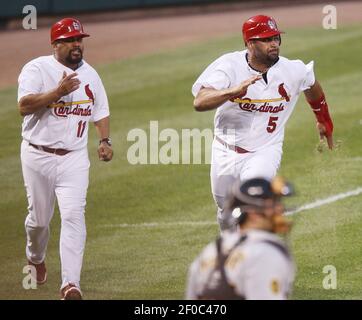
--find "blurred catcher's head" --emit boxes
[226,177,294,234]
[242,15,284,43]
[51,18,90,43]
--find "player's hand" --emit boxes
[56,71,81,97]
[98,142,113,162]
[230,75,262,99]
[317,122,334,150]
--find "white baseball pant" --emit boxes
[21,140,89,290]
[210,138,283,230]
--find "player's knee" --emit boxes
[213,194,226,210]
[60,207,85,229]
[25,213,51,229]
[29,222,49,229]
[61,209,84,221]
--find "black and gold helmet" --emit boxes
[226,176,294,225]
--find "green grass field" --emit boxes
[0,24,361,300]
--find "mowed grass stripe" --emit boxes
[101,186,362,228]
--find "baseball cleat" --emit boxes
[61,283,83,300]
[27,260,47,285]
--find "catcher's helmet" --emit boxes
[242,15,284,42]
[227,177,294,215]
[51,18,89,43]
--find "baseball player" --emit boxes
[192,15,334,231]
[18,18,113,299]
[186,176,295,300]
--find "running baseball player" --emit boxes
[192,15,334,231]
[18,18,113,299]
[186,176,295,300]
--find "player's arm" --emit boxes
[304,80,334,149]
[18,72,80,116]
[193,75,262,112]
[94,116,113,162]
[19,90,62,116]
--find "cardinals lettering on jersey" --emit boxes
[230,83,290,113]
[230,82,290,114]
[49,84,95,118]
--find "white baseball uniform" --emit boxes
[192,50,315,229]
[18,55,109,290]
[186,229,295,300]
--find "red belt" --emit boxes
[215,136,250,154]
[29,143,71,156]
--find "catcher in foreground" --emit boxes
[186,176,295,300]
